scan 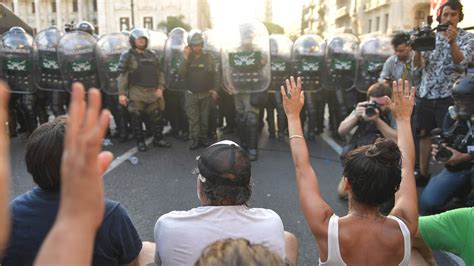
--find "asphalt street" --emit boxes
[8,125,462,265]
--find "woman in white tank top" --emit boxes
[281,77,418,265]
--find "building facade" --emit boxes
[1,0,210,34]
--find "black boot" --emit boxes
[189,139,200,150]
[247,112,259,161]
[118,106,129,143]
[266,108,276,139]
[151,110,171,148]
[131,113,147,152]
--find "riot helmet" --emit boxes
[451,75,474,119]
[129,28,149,49]
[76,21,95,35]
[9,26,26,34]
[188,29,204,46]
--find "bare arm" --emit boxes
[35,83,113,265]
[388,80,418,235]
[337,111,359,136]
[413,51,424,69]
[0,81,10,255]
[412,230,436,266]
[450,42,464,65]
[374,117,397,142]
[282,77,333,238]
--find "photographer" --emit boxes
[337,82,397,198]
[413,0,473,185]
[419,76,474,214]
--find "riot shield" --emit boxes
[57,31,99,91]
[355,35,392,93]
[34,26,65,92]
[323,33,359,92]
[220,19,270,94]
[1,29,35,93]
[164,27,187,91]
[203,29,222,88]
[148,30,167,64]
[291,34,324,92]
[268,34,292,92]
[95,33,130,95]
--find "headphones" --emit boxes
[436,0,464,23]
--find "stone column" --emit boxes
[56,0,62,27]
[34,0,41,32]
[78,0,83,21]
[13,0,19,15]
[97,0,107,34]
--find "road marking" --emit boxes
[320,131,342,155]
[104,137,153,175]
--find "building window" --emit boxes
[93,0,97,11]
[143,17,153,29]
[52,1,56,13]
[376,16,380,31]
[384,14,389,32]
[73,1,78,12]
[120,17,130,31]
[368,19,372,33]
[32,2,35,13]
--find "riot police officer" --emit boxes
[118,28,171,152]
[179,29,219,150]
[1,26,37,136]
[221,20,271,161]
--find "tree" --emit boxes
[263,21,284,35]
[157,15,191,33]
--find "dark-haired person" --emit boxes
[379,32,421,87]
[413,0,473,185]
[154,140,297,266]
[1,113,143,265]
[195,238,286,266]
[337,82,397,198]
[282,77,418,265]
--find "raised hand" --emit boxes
[0,81,11,253]
[35,82,113,265]
[387,79,415,121]
[281,76,305,118]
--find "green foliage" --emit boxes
[157,15,191,33]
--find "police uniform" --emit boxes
[118,34,170,151]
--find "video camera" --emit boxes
[410,16,450,52]
[64,21,75,33]
[430,128,469,162]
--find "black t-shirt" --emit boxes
[1,187,142,266]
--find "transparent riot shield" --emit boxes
[291,34,324,92]
[34,26,65,92]
[220,19,270,94]
[57,31,99,91]
[163,27,187,91]
[1,29,35,93]
[95,33,130,95]
[355,34,392,93]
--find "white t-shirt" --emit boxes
[154,205,285,266]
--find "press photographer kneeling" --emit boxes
[420,76,474,214]
[337,82,397,198]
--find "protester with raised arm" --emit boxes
[282,76,417,265]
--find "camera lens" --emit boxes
[435,147,453,162]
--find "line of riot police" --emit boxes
[0,20,394,160]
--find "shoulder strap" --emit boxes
[325,214,345,265]
[388,215,411,266]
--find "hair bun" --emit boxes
[365,138,401,166]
